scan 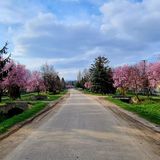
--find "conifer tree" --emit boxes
[55,75,61,92]
[0,43,12,102]
[90,56,115,94]
[61,77,66,90]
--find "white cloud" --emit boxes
[100,0,160,42]
[1,0,160,80]
[0,1,44,25]
[12,11,106,59]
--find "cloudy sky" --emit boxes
[0,0,160,80]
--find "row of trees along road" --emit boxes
[76,56,160,100]
[113,60,160,100]
[0,43,66,102]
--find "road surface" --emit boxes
[1,89,160,160]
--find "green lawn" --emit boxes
[1,90,68,102]
[47,90,67,101]
[82,89,160,125]
[0,102,47,133]
[0,102,6,106]
[82,89,106,96]
[106,96,160,125]
[0,90,67,134]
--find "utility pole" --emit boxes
[142,60,149,96]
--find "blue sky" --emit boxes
[0,0,160,80]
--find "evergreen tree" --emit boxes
[89,56,115,94]
[0,43,12,102]
[55,75,61,93]
[61,77,66,90]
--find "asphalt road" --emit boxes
[3,89,160,160]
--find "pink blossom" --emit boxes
[127,65,143,92]
[113,64,144,95]
[113,65,130,90]
[84,82,92,89]
[27,71,46,93]
[3,61,30,90]
[147,62,160,88]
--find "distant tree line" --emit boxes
[75,56,160,99]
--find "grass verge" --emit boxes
[47,90,67,101]
[82,89,160,125]
[0,91,67,134]
[0,102,47,134]
[82,89,106,96]
[0,103,6,106]
[106,96,160,125]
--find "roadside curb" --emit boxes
[0,93,70,141]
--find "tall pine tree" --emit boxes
[0,43,12,102]
[61,77,66,90]
[90,56,115,94]
[55,75,61,93]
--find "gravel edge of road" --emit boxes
[0,93,70,141]
[86,94,160,134]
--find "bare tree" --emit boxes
[41,63,58,94]
[77,71,82,82]
[82,68,90,82]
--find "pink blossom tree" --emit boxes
[27,71,46,94]
[134,61,151,96]
[84,82,92,89]
[113,64,144,100]
[113,60,160,99]
[127,65,144,100]
[3,61,30,99]
[147,62,160,89]
[113,65,130,95]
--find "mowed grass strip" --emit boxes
[106,96,160,125]
[0,91,67,134]
[47,90,67,101]
[0,102,47,134]
[83,89,105,96]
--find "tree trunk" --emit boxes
[0,93,2,102]
[9,85,21,100]
[0,89,3,102]
[37,87,40,95]
[122,87,125,96]
[135,90,140,102]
